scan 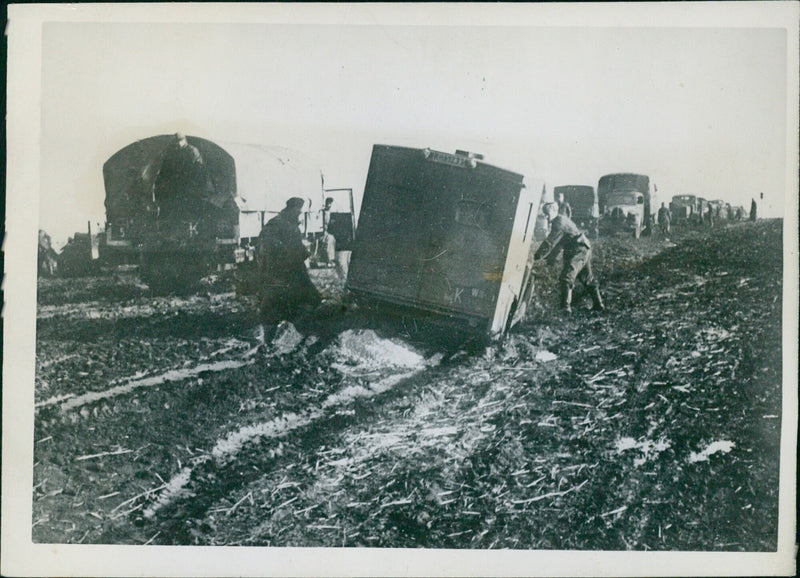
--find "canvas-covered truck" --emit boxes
[554,185,599,237]
[102,134,354,291]
[346,145,540,339]
[597,173,657,238]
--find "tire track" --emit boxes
[141,330,439,521]
[50,340,259,412]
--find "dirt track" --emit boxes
[33,220,783,550]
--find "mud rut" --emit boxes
[32,221,782,550]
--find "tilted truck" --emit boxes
[101,134,354,291]
[597,173,657,238]
[346,145,541,339]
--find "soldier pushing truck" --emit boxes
[534,202,605,314]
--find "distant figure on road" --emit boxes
[555,189,572,218]
[750,198,758,222]
[257,197,321,327]
[319,197,336,267]
[38,229,58,276]
[533,203,604,313]
[658,203,671,235]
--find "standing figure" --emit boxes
[153,133,210,221]
[320,197,337,267]
[38,229,58,276]
[257,197,321,326]
[555,189,572,218]
[750,198,758,222]
[706,204,715,228]
[534,203,604,313]
[657,202,671,235]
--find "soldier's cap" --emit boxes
[285,197,305,210]
[542,202,559,219]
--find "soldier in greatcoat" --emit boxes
[256,197,321,325]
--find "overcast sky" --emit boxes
[37,12,790,244]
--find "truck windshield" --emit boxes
[607,192,643,206]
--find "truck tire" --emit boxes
[140,251,210,294]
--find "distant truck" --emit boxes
[554,185,599,237]
[101,134,354,291]
[597,173,657,238]
[347,145,541,338]
[669,194,699,225]
[707,200,730,222]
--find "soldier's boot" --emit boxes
[591,286,605,312]
[560,286,573,314]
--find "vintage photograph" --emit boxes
[4,3,797,576]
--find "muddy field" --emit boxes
[32,220,783,550]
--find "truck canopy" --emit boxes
[103,135,235,225]
[103,135,324,232]
[598,173,650,195]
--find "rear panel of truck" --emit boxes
[347,145,536,334]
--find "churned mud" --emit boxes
[32,221,783,550]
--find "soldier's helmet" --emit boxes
[542,202,559,220]
[285,197,305,210]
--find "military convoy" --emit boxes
[43,132,754,337]
[669,194,743,226]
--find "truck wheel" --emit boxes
[140,251,209,294]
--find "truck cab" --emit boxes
[669,194,698,225]
[598,173,656,239]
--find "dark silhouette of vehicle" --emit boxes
[347,145,541,338]
[554,185,599,237]
[101,134,353,291]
